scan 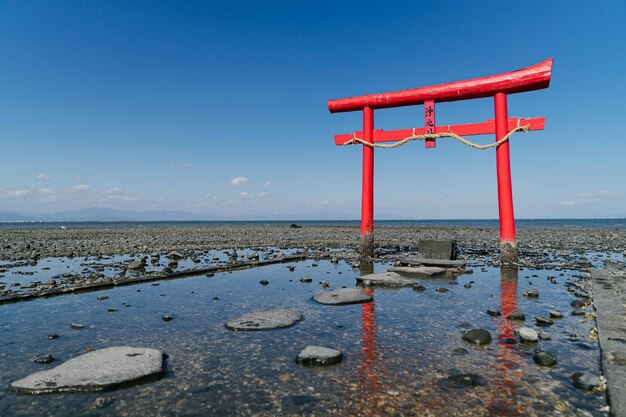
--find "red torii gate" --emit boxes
[328,59,553,263]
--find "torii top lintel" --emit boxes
[327,58,553,113]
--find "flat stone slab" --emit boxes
[399,256,467,268]
[388,266,447,277]
[591,268,626,417]
[313,288,373,305]
[418,239,457,260]
[10,347,164,394]
[295,346,343,365]
[357,272,416,287]
[226,308,302,331]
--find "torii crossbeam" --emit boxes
[328,59,553,263]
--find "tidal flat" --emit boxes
[0,224,624,416]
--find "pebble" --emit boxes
[69,323,85,330]
[462,329,492,345]
[259,279,269,286]
[33,354,54,364]
[539,332,551,341]
[572,372,601,390]
[47,334,59,340]
[161,315,174,322]
[549,310,564,318]
[518,327,539,342]
[523,289,539,297]
[535,316,554,326]
[295,346,343,366]
[487,308,501,316]
[507,311,526,321]
[533,350,557,367]
[96,295,108,301]
[412,284,426,292]
[435,287,448,293]
[300,276,312,283]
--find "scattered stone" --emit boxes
[289,224,302,229]
[166,251,184,260]
[435,287,449,293]
[549,310,564,319]
[507,311,526,321]
[571,309,586,316]
[97,295,109,301]
[572,372,601,390]
[313,288,373,305]
[10,347,165,393]
[70,323,85,330]
[539,332,551,341]
[33,355,54,364]
[523,289,539,298]
[161,315,174,322]
[300,276,312,283]
[387,266,446,278]
[518,327,539,343]
[295,346,343,366]
[226,308,302,331]
[321,280,330,288]
[487,308,502,317]
[445,373,487,387]
[259,279,269,286]
[571,299,587,308]
[128,258,146,270]
[412,284,426,292]
[107,308,117,312]
[47,334,59,340]
[533,350,557,367]
[464,283,472,288]
[357,272,415,287]
[535,316,554,327]
[92,397,113,409]
[462,329,492,345]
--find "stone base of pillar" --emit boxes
[500,240,518,264]
[359,233,374,260]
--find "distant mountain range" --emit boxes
[0,207,359,222]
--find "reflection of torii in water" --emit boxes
[488,266,526,416]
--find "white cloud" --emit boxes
[72,184,91,192]
[258,192,269,197]
[105,187,122,195]
[36,173,50,181]
[5,190,31,198]
[231,176,249,186]
[264,180,272,188]
[239,192,249,197]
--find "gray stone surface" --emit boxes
[357,272,416,287]
[313,288,373,305]
[10,347,164,394]
[295,346,343,366]
[591,268,626,417]
[399,256,467,268]
[518,327,539,342]
[418,239,457,260]
[387,266,446,278]
[226,308,302,331]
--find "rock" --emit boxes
[33,355,54,364]
[571,309,585,316]
[462,329,492,345]
[128,258,146,270]
[166,251,184,260]
[387,266,446,278]
[518,327,539,342]
[300,276,312,283]
[445,373,488,387]
[259,279,269,286]
[464,283,472,288]
[523,289,539,298]
[539,332,551,341]
[70,323,85,330]
[549,310,564,318]
[295,346,343,365]
[10,347,165,393]
[507,311,526,321]
[572,372,601,390]
[313,288,373,305]
[435,287,448,293]
[226,308,302,331]
[412,284,426,292]
[97,295,109,301]
[161,315,174,322]
[487,308,502,317]
[289,224,302,229]
[533,350,557,367]
[535,316,554,326]
[357,272,415,287]
[399,256,467,268]
[47,334,59,340]
[92,397,113,409]
[321,280,330,288]
[571,299,587,308]
[418,239,457,260]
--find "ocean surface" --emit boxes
[1,218,625,231]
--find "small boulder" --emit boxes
[518,327,539,343]
[313,288,372,305]
[462,329,492,345]
[533,350,557,367]
[295,346,343,366]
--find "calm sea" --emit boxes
[1,219,625,231]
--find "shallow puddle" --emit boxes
[0,258,607,416]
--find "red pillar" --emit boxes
[494,93,518,263]
[360,106,374,259]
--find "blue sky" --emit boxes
[0,0,625,219]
